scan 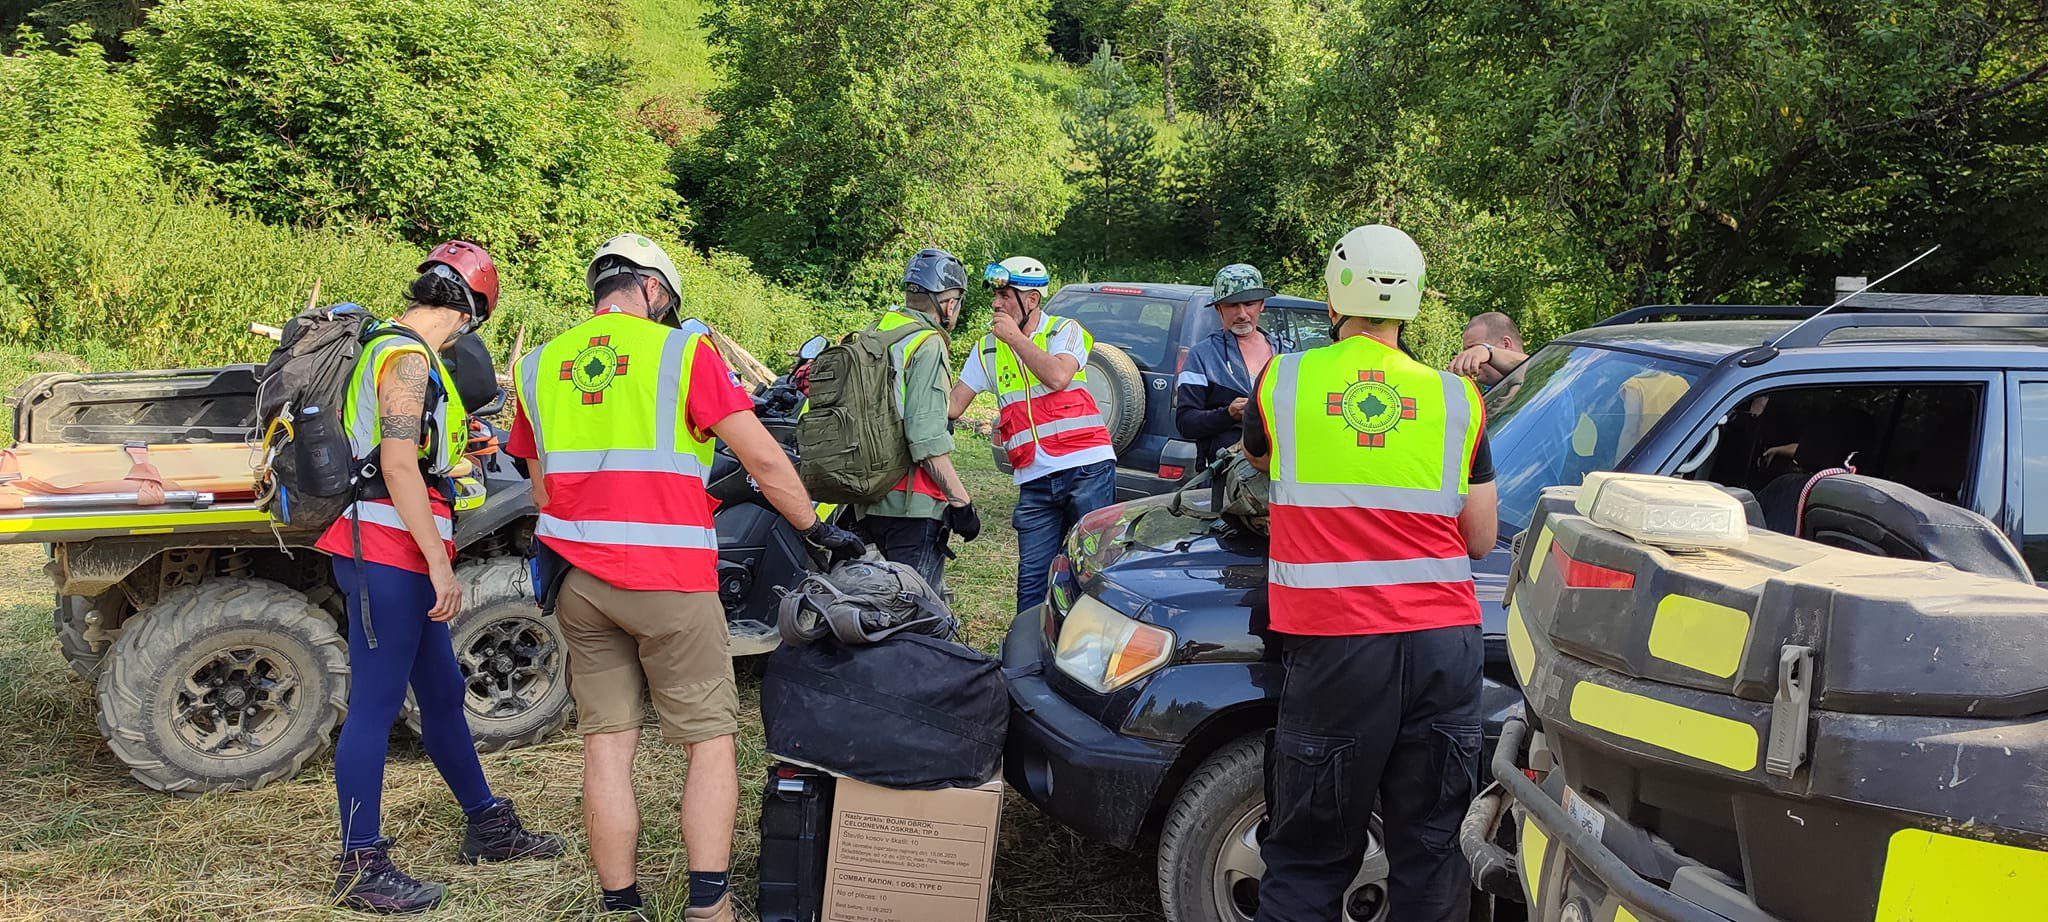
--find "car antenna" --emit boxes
[1767,244,1940,349]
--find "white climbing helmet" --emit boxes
[1325,224,1425,320]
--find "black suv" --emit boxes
[991,282,1334,500]
[999,296,2048,922]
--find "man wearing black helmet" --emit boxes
[848,248,979,586]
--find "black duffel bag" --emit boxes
[761,633,1007,790]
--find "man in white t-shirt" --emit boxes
[949,256,1118,613]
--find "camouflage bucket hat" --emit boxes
[1212,264,1276,306]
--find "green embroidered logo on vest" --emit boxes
[1326,368,1417,448]
[561,334,631,405]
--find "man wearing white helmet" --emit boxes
[948,255,1118,615]
[1241,225,1499,921]
[509,233,862,922]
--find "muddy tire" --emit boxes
[54,594,109,680]
[1085,342,1147,452]
[95,578,349,795]
[402,556,571,752]
[1158,735,1390,922]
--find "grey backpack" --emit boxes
[776,558,957,646]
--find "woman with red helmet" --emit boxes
[314,241,564,914]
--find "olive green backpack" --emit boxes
[796,323,925,504]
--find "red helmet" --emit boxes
[418,240,500,321]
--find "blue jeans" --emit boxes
[1012,459,1117,614]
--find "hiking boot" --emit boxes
[460,798,566,864]
[682,892,734,922]
[333,838,446,915]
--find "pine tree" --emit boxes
[1062,43,1164,260]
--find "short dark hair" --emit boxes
[1465,311,1522,348]
[591,265,644,303]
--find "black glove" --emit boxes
[946,502,982,542]
[800,519,865,565]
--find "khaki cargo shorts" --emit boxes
[555,568,739,745]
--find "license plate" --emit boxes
[1563,785,1606,841]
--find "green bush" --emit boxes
[0,172,419,366]
[0,27,149,187]
[130,0,682,305]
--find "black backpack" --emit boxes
[761,633,1007,790]
[255,303,429,530]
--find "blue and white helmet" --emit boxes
[985,256,1051,296]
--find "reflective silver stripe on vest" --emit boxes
[1270,481,1468,516]
[1000,412,1108,451]
[1271,352,1301,484]
[536,515,716,550]
[1271,557,1473,589]
[1439,370,1471,505]
[342,501,453,540]
[541,448,709,479]
[994,382,1064,407]
[651,331,692,453]
[517,348,544,456]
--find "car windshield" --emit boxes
[1485,344,1704,533]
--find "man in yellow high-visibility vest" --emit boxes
[509,234,861,922]
[1243,225,1500,922]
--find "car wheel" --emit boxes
[401,557,571,752]
[1085,342,1146,452]
[1158,735,1391,922]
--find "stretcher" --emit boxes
[1466,475,2048,922]
[0,441,271,542]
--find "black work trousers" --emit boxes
[853,515,947,589]
[1255,626,1483,922]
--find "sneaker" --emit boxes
[460,798,566,864]
[332,839,446,915]
[683,892,734,922]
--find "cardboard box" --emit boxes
[822,777,1003,922]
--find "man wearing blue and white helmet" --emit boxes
[948,255,1118,615]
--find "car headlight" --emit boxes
[1053,594,1174,694]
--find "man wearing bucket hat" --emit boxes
[948,255,1117,615]
[1174,263,1284,465]
[1242,225,1498,922]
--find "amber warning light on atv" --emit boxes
[1575,472,1748,550]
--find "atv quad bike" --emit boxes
[1464,473,2048,922]
[10,362,570,795]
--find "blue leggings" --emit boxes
[332,557,494,850]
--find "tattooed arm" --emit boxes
[377,351,462,618]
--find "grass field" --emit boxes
[0,429,1164,920]
[619,0,720,140]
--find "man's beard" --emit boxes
[1229,320,1256,336]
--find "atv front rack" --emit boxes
[1468,718,1779,922]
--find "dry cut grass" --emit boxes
[0,430,1164,920]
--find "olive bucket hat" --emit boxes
[1212,263,1276,306]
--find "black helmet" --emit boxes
[904,248,967,295]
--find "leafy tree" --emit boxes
[129,0,680,302]
[0,26,149,186]
[692,0,1066,281]
[1061,44,1165,260]
[1359,0,2048,316]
